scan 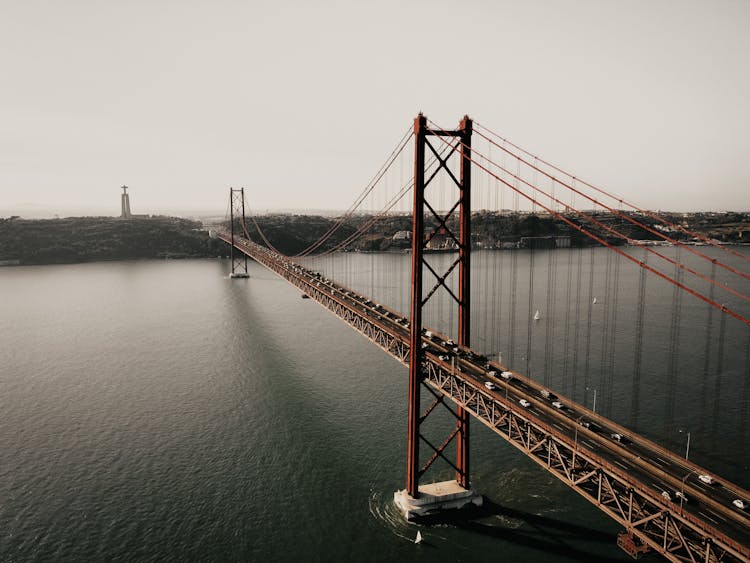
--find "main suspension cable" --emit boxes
[474,121,750,265]
[425,125,750,327]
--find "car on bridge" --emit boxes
[519,399,531,408]
[500,371,513,380]
[699,474,716,485]
[733,499,747,510]
[484,381,496,391]
[552,401,564,409]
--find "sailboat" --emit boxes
[533,310,541,321]
[592,297,598,305]
[415,530,423,544]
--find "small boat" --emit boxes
[592,297,598,304]
[533,310,541,321]
[301,294,310,299]
[415,530,423,544]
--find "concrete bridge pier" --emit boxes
[394,480,483,520]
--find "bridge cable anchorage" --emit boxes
[466,132,750,305]
[425,129,750,327]
[474,120,750,265]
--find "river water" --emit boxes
[0,251,747,561]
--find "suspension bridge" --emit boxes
[216,114,750,562]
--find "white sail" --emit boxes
[533,310,541,321]
[592,297,598,304]
[415,530,423,544]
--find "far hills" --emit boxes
[237,210,750,256]
[1,210,747,266]
[0,216,223,265]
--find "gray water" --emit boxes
[0,254,747,561]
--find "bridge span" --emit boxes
[219,231,750,563]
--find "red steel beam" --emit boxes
[406,114,427,497]
[456,116,472,488]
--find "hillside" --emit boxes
[0,216,223,265]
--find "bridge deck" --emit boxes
[220,232,750,563]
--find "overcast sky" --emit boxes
[1,0,748,217]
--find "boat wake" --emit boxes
[367,489,414,542]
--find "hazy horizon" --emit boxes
[2,1,749,215]
[3,201,748,222]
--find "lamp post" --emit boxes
[586,387,597,413]
[679,429,691,461]
[680,470,699,513]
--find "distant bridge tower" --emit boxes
[395,114,482,518]
[229,188,250,278]
[120,185,132,218]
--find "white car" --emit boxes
[698,474,715,485]
[611,433,623,442]
[552,401,563,409]
[675,491,689,503]
[500,371,514,380]
[519,399,531,408]
[733,499,747,510]
[484,381,496,391]
[661,491,672,502]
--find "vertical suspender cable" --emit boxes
[605,249,620,416]
[741,326,750,449]
[584,245,595,408]
[631,248,648,428]
[526,239,535,376]
[599,250,613,414]
[544,242,555,386]
[665,248,683,434]
[572,246,583,402]
[699,259,717,432]
[562,241,574,395]
[712,304,728,436]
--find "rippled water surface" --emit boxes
[0,256,747,561]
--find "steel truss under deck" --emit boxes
[219,232,749,563]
